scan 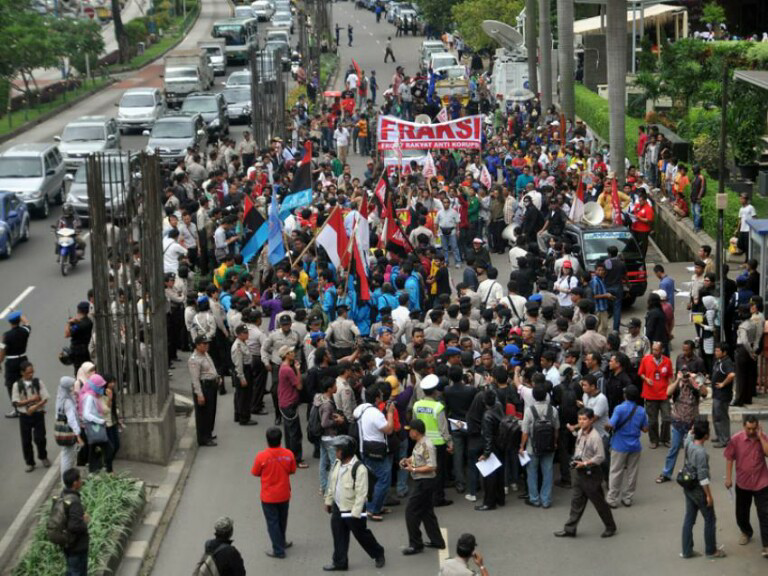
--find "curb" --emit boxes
[116,416,198,576]
[0,80,116,146]
[0,454,62,574]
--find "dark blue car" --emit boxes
[0,191,31,258]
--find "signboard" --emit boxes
[377,115,483,151]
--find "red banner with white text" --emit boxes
[376,115,483,151]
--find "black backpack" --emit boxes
[351,460,376,503]
[307,401,323,444]
[530,405,557,455]
[46,495,74,549]
[496,414,521,452]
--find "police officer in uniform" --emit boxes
[1,311,31,418]
[325,303,360,360]
[412,374,454,507]
[400,419,446,554]
[189,336,220,447]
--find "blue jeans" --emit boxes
[396,441,409,496]
[527,452,555,506]
[66,552,88,576]
[682,488,718,557]
[262,501,289,556]
[441,234,461,266]
[364,455,392,514]
[662,424,687,478]
[692,202,702,231]
[607,287,623,332]
[320,438,335,494]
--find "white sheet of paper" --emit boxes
[448,418,467,432]
[475,453,502,477]
[675,291,691,298]
[518,450,532,466]
[686,266,695,272]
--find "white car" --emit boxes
[429,52,460,73]
[270,11,293,32]
[251,0,274,21]
[55,116,121,171]
[226,70,252,87]
[116,88,166,133]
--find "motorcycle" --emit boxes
[54,227,83,276]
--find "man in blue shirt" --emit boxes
[590,263,614,336]
[654,264,676,311]
[605,385,649,508]
[515,165,534,195]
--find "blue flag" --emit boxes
[280,141,313,219]
[279,188,312,219]
[268,192,286,265]
[240,220,268,265]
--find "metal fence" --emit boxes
[250,44,287,148]
[85,152,170,420]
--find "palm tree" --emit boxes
[538,0,553,110]
[606,0,627,183]
[525,0,538,95]
[556,0,574,122]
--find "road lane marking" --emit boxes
[438,527,449,565]
[0,286,35,320]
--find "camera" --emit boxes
[569,460,582,469]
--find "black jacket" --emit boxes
[205,537,246,576]
[604,370,633,416]
[645,307,668,344]
[62,488,89,555]
[481,402,504,457]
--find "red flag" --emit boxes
[569,176,584,223]
[352,238,370,300]
[611,178,623,226]
[352,59,362,83]
[374,173,387,209]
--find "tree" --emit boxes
[112,0,129,64]
[452,0,524,52]
[525,0,537,94]
[5,12,60,96]
[538,0,552,110]
[53,18,105,76]
[556,0,574,122]
[414,0,461,35]
[605,0,626,183]
[700,1,726,26]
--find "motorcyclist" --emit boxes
[55,204,85,261]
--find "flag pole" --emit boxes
[289,204,340,268]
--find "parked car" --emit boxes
[0,191,30,258]
[64,152,140,223]
[0,143,65,218]
[116,88,166,133]
[226,70,252,87]
[221,86,252,124]
[180,92,229,137]
[55,116,120,171]
[144,113,208,165]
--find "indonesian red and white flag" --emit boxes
[317,205,348,269]
[479,164,492,189]
[569,177,584,223]
[355,195,370,266]
[422,152,436,179]
[611,178,623,226]
[352,233,371,301]
[436,107,449,123]
[374,173,387,208]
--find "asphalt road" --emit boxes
[151,5,768,576]
[0,0,263,535]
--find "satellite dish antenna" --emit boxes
[481,20,524,50]
[414,114,431,125]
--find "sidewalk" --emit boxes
[11,0,146,96]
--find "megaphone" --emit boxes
[502,223,516,242]
[583,202,605,226]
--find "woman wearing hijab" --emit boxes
[55,376,83,480]
[74,361,96,396]
[74,361,96,467]
[700,296,719,373]
[81,374,114,473]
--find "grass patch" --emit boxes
[574,83,644,166]
[0,78,111,138]
[108,2,201,73]
[13,474,144,576]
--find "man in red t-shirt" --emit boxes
[631,191,654,257]
[637,341,672,448]
[252,427,297,558]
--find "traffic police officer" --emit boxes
[1,311,31,418]
[412,374,454,507]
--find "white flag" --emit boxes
[422,152,436,179]
[480,164,492,189]
[436,107,449,123]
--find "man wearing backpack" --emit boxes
[198,517,246,575]
[520,384,559,508]
[52,468,89,576]
[323,435,386,571]
[12,361,51,472]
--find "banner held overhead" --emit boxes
[376,115,483,150]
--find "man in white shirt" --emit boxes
[162,229,188,274]
[477,267,504,309]
[346,71,359,92]
[736,192,756,258]
[334,124,350,164]
[436,199,462,268]
[392,293,411,331]
[508,238,528,273]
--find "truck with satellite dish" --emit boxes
[482,20,535,109]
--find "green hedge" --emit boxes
[575,84,644,165]
[698,179,768,243]
[13,474,143,576]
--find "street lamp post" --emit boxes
[716,62,728,342]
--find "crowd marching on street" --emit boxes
[3,5,768,576]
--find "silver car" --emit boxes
[0,143,65,218]
[65,152,141,222]
[55,116,121,171]
[144,114,208,166]
[116,88,166,133]
[222,86,251,123]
